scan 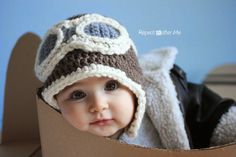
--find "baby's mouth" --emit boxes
[90,119,113,126]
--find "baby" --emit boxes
[56,76,136,138]
[35,13,236,150]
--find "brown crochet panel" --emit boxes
[43,47,143,90]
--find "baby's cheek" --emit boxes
[114,108,134,127]
[119,102,135,118]
[66,114,90,131]
[71,120,89,131]
[61,108,90,131]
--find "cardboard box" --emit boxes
[0,33,42,157]
[37,97,236,157]
[37,61,236,157]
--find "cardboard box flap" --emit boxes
[2,32,42,143]
[0,33,42,157]
[37,97,236,157]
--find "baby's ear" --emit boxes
[139,47,178,72]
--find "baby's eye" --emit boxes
[70,90,86,100]
[105,80,119,91]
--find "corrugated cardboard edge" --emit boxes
[37,97,236,157]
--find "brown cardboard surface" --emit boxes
[204,64,236,99]
[2,32,42,143]
[37,97,236,157]
[0,33,42,156]
[0,141,40,157]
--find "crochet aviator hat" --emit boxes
[35,13,146,137]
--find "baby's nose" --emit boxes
[89,94,109,112]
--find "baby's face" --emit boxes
[56,77,136,137]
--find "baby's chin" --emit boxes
[92,130,125,140]
[89,130,117,137]
[87,128,122,138]
[72,123,124,137]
